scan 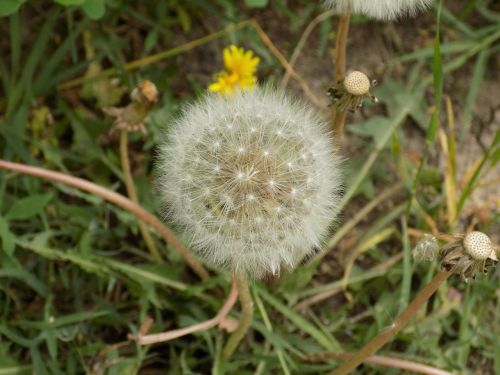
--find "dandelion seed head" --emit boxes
[344,71,371,96]
[463,231,493,261]
[156,87,342,277]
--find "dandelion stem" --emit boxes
[222,272,254,359]
[331,11,351,147]
[0,159,210,281]
[119,130,162,262]
[134,277,238,345]
[328,270,451,375]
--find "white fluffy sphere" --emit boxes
[324,0,433,21]
[156,87,342,278]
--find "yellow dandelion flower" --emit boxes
[223,45,260,77]
[208,45,260,95]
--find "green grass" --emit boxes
[0,0,499,374]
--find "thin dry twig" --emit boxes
[303,351,453,375]
[280,10,336,88]
[408,227,458,243]
[133,277,238,345]
[249,19,323,109]
[0,159,210,281]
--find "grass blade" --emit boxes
[256,285,341,351]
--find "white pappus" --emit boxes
[156,87,342,278]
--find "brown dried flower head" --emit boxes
[440,231,498,282]
[104,80,159,136]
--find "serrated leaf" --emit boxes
[5,193,53,220]
[0,216,15,256]
[0,0,23,17]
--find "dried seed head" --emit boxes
[413,234,439,262]
[463,231,493,260]
[439,232,498,282]
[131,80,159,106]
[343,71,370,96]
[156,87,342,278]
[328,70,377,112]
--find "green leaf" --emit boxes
[0,216,14,256]
[349,116,393,149]
[30,347,49,375]
[0,0,23,17]
[245,0,268,7]
[81,0,106,19]
[5,193,53,220]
